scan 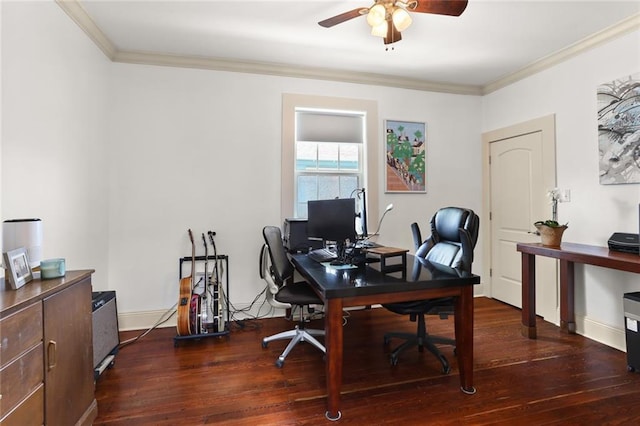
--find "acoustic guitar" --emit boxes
[176,229,195,336]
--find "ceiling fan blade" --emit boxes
[318,8,366,28]
[384,20,402,45]
[410,0,469,17]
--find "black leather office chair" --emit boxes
[260,226,325,368]
[383,207,479,373]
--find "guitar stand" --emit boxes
[174,254,231,346]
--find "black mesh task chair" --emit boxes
[260,226,325,368]
[383,207,479,373]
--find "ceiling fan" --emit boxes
[318,0,468,45]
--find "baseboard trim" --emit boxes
[117,302,278,332]
[576,314,626,352]
[117,309,176,331]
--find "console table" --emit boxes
[516,242,640,338]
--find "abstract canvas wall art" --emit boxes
[597,73,640,184]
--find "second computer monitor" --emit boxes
[307,198,357,243]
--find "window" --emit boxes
[294,109,365,217]
[282,94,380,229]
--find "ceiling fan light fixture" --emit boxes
[404,1,418,11]
[371,20,388,37]
[366,4,386,27]
[392,7,412,32]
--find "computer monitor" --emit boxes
[307,198,357,244]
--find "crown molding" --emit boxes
[112,50,483,95]
[482,12,640,95]
[56,0,116,60]
[57,1,638,97]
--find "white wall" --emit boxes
[1,2,482,329]
[106,64,483,320]
[483,29,640,349]
[1,2,111,288]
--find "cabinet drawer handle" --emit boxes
[47,340,57,371]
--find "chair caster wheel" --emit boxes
[262,341,268,348]
[442,365,451,374]
[275,359,284,368]
[390,355,399,366]
[628,365,636,373]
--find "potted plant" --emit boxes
[534,188,568,246]
[534,219,568,247]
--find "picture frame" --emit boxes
[384,119,427,193]
[597,72,640,184]
[3,247,33,290]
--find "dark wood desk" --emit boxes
[517,242,640,338]
[291,254,480,421]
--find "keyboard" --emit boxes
[308,248,337,263]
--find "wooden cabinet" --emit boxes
[44,279,95,424]
[0,303,44,425]
[0,270,97,425]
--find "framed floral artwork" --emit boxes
[385,119,426,193]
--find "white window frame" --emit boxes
[294,108,365,217]
[282,94,380,227]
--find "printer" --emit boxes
[608,232,640,254]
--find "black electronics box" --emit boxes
[608,233,639,255]
[624,292,640,372]
[92,291,119,379]
[283,218,323,253]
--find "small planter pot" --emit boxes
[535,223,568,247]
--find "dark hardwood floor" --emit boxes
[94,297,640,425]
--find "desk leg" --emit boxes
[455,287,476,394]
[325,298,343,421]
[560,260,576,334]
[521,252,537,338]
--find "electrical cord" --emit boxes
[342,309,351,326]
[118,301,178,349]
[226,287,270,331]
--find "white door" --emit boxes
[484,116,558,323]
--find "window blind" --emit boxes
[296,111,364,143]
